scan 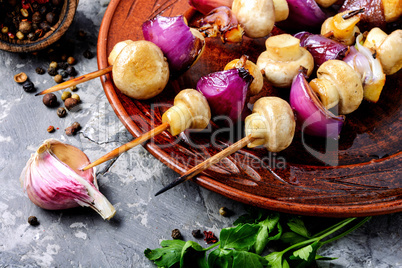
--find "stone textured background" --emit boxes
[0,1,401,267]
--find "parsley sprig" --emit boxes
[145,208,371,268]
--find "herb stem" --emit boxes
[322,217,371,245]
[205,241,220,251]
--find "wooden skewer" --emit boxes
[154,134,256,196]
[35,65,113,96]
[82,122,170,171]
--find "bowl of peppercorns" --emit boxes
[0,0,78,53]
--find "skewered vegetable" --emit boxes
[142,15,206,76]
[112,40,170,100]
[108,40,134,65]
[290,70,345,139]
[363,28,402,75]
[196,67,253,123]
[224,55,264,96]
[321,9,363,45]
[155,97,295,195]
[257,34,314,88]
[231,0,275,38]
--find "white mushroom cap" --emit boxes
[162,89,211,136]
[245,97,295,152]
[112,41,169,100]
[108,40,134,65]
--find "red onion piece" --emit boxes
[290,72,345,139]
[197,68,253,123]
[294,31,349,69]
[277,0,328,31]
[142,15,205,77]
[188,0,233,15]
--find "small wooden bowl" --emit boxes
[0,0,78,53]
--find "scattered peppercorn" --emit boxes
[61,91,71,101]
[192,229,203,239]
[71,93,80,102]
[64,97,79,110]
[22,81,35,93]
[219,207,230,217]
[65,66,76,76]
[14,72,28,83]
[70,85,78,92]
[58,62,68,70]
[204,231,218,244]
[83,50,93,59]
[28,216,39,226]
[43,93,58,107]
[54,74,63,83]
[47,125,55,133]
[171,229,183,240]
[57,107,67,118]
[47,67,58,76]
[67,56,76,65]
[49,61,58,69]
[35,67,45,74]
[65,122,81,136]
[77,30,87,40]
[59,70,68,78]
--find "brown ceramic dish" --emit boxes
[0,0,77,53]
[98,0,402,217]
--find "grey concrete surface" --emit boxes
[0,1,401,267]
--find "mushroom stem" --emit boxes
[154,134,255,196]
[35,66,113,96]
[82,122,170,171]
[265,34,302,61]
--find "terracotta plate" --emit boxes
[97,0,402,217]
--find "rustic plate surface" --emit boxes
[97,0,402,217]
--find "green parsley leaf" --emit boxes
[180,241,208,268]
[287,217,310,238]
[208,248,233,268]
[265,251,284,268]
[220,224,260,250]
[232,251,267,268]
[144,240,186,268]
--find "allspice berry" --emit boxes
[57,107,67,118]
[64,97,79,110]
[43,93,58,107]
[171,229,183,240]
[67,57,76,65]
[71,94,80,102]
[19,21,32,34]
[65,122,81,136]
[61,91,71,101]
[28,216,39,226]
[54,74,63,83]
[219,207,230,217]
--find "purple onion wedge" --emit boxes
[277,0,328,31]
[290,71,345,139]
[294,31,349,69]
[197,68,253,123]
[142,15,205,77]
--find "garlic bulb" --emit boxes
[20,139,116,220]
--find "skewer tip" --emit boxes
[154,173,192,196]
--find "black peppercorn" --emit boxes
[59,70,68,78]
[46,12,57,25]
[192,229,203,239]
[171,229,183,240]
[83,50,93,59]
[39,21,51,31]
[65,66,76,76]
[58,62,68,70]
[47,67,57,76]
[36,67,45,74]
[28,216,39,226]
[43,93,58,107]
[32,11,42,24]
[22,81,35,92]
[57,107,67,118]
[39,5,47,15]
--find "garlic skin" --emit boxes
[20,139,116,220]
